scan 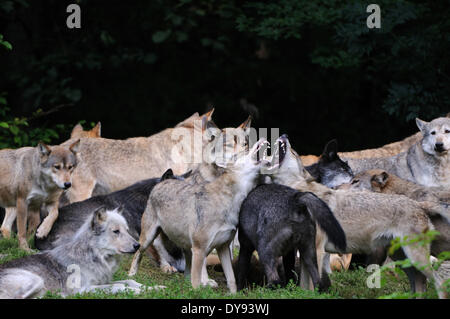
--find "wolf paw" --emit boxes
[202,279,218,288]
[36,223,51,239]
[0,227,11,239]
[161,265,177,273]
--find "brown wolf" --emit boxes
[0,122,102,240]
[62,109,252,204]
[0,140,80,250]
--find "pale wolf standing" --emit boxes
[343,117,450,188]
[128,139,268,293]
[268,135,447,298]
[300,112,450,165]
[0,206,163,298]
[1,122,101,241]
[0,140,80,250]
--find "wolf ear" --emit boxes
[115,205,124,216]
[238,116,252,130]
[201,108,215,121]
[416,118,428,132]
[322,139,338,161]
[37,142,52,157]
[92,206,107,233]
[71,123,83,137]
[92,122,101,137]
[161,168,174,181]
[371,171,389,188]
[69,139,81,154]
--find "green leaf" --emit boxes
[152,30,171,43]
[0,122,8,128]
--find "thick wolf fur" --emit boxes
[339,169,450,257]
[299,112,450,165]
[237,183,346,291]
[305,139,353,188]
[128,139,267,293]
[61,110,227,203]
[0,140,80,250]
[34,169,189,273]
[269,135,447,298]
[0,122,102,242]
[0,207,164,298]
[343,117,450,188]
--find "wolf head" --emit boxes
[38,139,80,190]
[338,169,389,192]
[208,116,253,167]
[416,117,450,157]
[266,134,313,185]
[70,122,101,139]
[314,139,353,188]
[90,206,139,255]
[231,137,268,175]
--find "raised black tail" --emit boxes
[296,192,346,252]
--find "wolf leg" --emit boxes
[191,246,206,289]
[236,233,254,291]
[201,257,218,288]
[16,198,31,251]
[129,206,161,276]
[401,242,445,298]
[183,249,192,278]
[217,244,237,293]
[299,240,322,291]
[27,209,41,236]
[36,202,59,239]
[0,207,16,238]
[258,250,282,288]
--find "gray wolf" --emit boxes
[299,112,450,165]
[70,122,102,139]
[0,122,102,242]
[236,183,346,291]
[34,168,190,273]
[128,138,268,293]
[304,139,353,188]
[343,117,450,188]
[0,206,164,298]
[339,169,450,293]
[0,140,80,250]
[268,134,447,298]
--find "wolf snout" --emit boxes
[435,142,446,153]
[63,182,72,189]
[133,243,140,252]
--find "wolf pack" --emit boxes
[0,109,449,299]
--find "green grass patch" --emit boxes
[0,237,440,299]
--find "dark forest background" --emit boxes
[0,0,449,155]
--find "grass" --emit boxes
[0,237,440,299]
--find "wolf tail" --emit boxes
[419,201,450,224]
[296,192,347,252]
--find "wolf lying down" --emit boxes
[35,168,190,273]
[0,207,164,298]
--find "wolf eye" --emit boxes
[351,179,359,185]
[445,129,450,134]
[54,164,61,170]
[68,165,74,170]
[113,230,120,234]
